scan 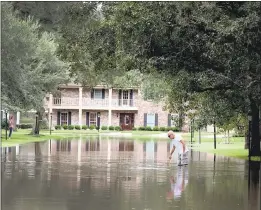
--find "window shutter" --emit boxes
[130,89,133,106]
[86,112,89,127]
[102,89,105,99]
[144,113,147,127]
[68,112,71,125]
[57,111,61,125]
[155,113,158,126]
[168,114,171,127]
[97,112,101,127]
[118,90,122,106]
[91,89,94,99]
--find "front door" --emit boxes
[120,113,134,130]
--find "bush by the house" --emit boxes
[159,127,165,131]
[101,126,108,130]
[68,125,74,130]
[145,126,152,131]
[109,126,114,130]
[153,126,159,131]
[138,126,145,131]
[132,127,137,131]
[89,125,95,130]
[19,123,33,129]
[75,125,81,130]
[165,127,172,131]
[82,125,87,130]
[115,126,121,131]
[62,124,68,130]
[55,125,62,130]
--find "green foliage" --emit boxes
[132,127,137,131]
[138,126,146,131]
[159,127,166,131]
[115,126,121,131]
[165,127,172,132]
[101,126,108,130]
[55,125,62,130]
[62,124,68,130]
[145,126,152,131]
[108,126,114,130]
[19,124,33,129]
[1,119,9,129]
[153,126,159,131]
[68,125,74,130]
[75,125,81,130]
[2,2,70,110]
[82,125,87,130]
[89,125,95,130]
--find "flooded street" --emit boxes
[1,136,260,210]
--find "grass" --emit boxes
[1,129,83,147]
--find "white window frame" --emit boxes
[122,90,130,106]
[93,89,103,99]
[60,112,68,125]
[89,112,97,126]
[171,114,179,127]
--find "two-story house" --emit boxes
[45,83,186,130]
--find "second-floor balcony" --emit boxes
[52,98,136,109]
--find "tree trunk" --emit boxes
[31,108,45,135]
[178,111,183,130]
[250,100,260,156]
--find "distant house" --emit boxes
[44,83,189,131]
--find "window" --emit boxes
[61,112,68,125]
[89,112,97,126]
[94,89,102,99]
[171,114,179,127]
[122,90,129,105]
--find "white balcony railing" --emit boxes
[52,98,135,107]
[53,97,79,106]
[82,99,109,107]
[111,99,135,107]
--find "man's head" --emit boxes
[167,130,175,139]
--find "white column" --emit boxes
[16,112,20,125]
[108,88,112,126]
[79,87,83,126]
[48,94,53,128]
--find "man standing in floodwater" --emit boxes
[8,115,14,139]
[168,130,189,166]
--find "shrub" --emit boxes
[55,125,62,130]
[171,127,180,132]
[165,127,172,131]
[115,126,121,131]
[132,127,137,131]
[82,125,87,130]
[145,126,152,131]
[1,119,9,129]
[19,124,33,129]
[101,126,108,130]
[108,126,114,130]
[159,127,166,131]
[75,125,81,130]
[138,126,145,131]
[68,125,74,130]
[153,126,159,131]
[89,125,95,130]
[62,124,68,130]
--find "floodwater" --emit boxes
[1,136,260,210]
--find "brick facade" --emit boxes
[49,86,182,129]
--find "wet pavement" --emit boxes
[1,136,260,210]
